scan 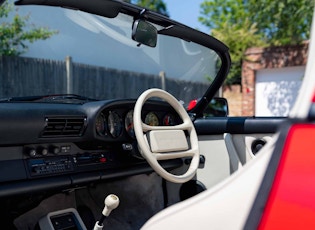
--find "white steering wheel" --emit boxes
[133,88,200,183]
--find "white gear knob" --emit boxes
[102,194,120,217]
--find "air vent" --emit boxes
[41,117,87,137]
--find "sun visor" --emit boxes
[14,0,122,18]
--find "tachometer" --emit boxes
[125,110,135,138]
[107,111,122,138]
[145,112,159,126]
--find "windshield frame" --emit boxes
[14,0,231,118]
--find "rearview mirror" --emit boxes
[132,19,157,47]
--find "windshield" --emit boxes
[1,2,222,108]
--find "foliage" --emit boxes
[0,2,57,56]
[199,0,249,30]
[124,0,169,17]
[199,0,315,85]
[249,0,314,45]
[212,20,266,85]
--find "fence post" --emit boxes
[65,56,73,94]
[159,71,166,90]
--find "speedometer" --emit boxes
[107,111,122,138]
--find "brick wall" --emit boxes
[241,42,309,116]
[223,84,242,116]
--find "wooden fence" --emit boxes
[0,56,209,104]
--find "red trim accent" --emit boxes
[259,124,315,229]
[187,99,197,110]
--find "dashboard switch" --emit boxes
[60,145,71,153]
[29,149,37,157]
[122,143,133,151]
[40,148,48,156]
[99,157,107,163]
[51,146,60,154]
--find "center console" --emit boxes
[38,208,87,230]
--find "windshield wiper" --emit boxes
[0,96,44,102]
[0,94,98,103]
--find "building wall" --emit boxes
[242,42,309,116]
[223,85,242,116]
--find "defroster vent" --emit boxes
[41,117,87,137]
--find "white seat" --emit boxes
[141,134,278,230]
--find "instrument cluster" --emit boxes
[95,108,180,139]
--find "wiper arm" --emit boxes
[0,96,43,102]
[0,94,98,103]
[37,94,98,102]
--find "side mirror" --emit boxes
[132,19,157,47]
[187,97,229,117]
[204,97,229,117]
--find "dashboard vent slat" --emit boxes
[41,117,87,137]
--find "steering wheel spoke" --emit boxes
[154,149,196,161]
[142,122,192,132]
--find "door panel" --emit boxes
[197,135,232,189]
[195,117,284,189]
[229,133,273,164]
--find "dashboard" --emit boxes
[0,99,183,198]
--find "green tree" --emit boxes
[0,2,57,56]
[124,0,169,17]
[249,0,314,45]
[212,20,266,85]
[199,0,315,85]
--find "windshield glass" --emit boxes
[1,3,221,108]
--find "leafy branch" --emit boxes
[0,2,57,56]
[199,0,315,85]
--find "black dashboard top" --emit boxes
[0,99,181,145]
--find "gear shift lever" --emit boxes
[93,194,120,230]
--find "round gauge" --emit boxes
[145,112,159,126]
[107,111,123,138]
[95,113,106,135]
[163,113,176,126]
[125,110,135,138]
